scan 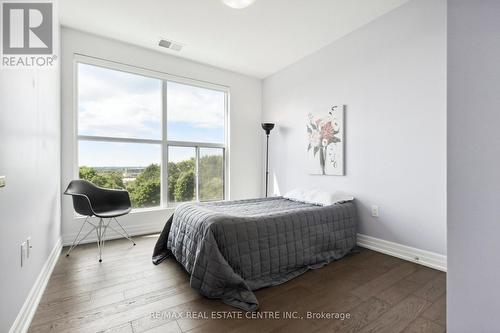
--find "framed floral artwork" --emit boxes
[307,105,344,175]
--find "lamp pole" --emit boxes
[261,123,275,198]
[265,133,270,197]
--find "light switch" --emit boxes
[21,242,27,267]
[0,176,5,187]
[27,237,32,258]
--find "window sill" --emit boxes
[73,206,175,220]
[130,206,174,214]
[72,200,227,220]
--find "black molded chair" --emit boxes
[64,180,135,262]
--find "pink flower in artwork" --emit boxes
[307,111,342,175]
[320,121,334,141]
[332,119,340,132]
[309,131,321,147]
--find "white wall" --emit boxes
[61,28,263,243]
[0,22,61,333]
[262,0,446,255]
[447,1,500,331]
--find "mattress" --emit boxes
[152,196,357,311]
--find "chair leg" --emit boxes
[66,217,95,257]
[66,217,114,263]
[99,219,111,260]
[96,218,102,262]
[95,218,113,262]
[110,217,136,246]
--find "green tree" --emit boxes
[167,162,180,202]
[138,164,160,181]
[177,159,195,173]
[128,178,160,208]
[126,164,161,208]
[200,177,223,201]
[199,155,223,201]
[168,158,195,202]
[79,166,98,180]
[79,166,124,189]
[79,154,223,208]
[174,170,195,202]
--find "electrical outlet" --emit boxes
[20,242,27,267]
[27,237,32,258]
[0,176,6,188]
[371,205,379,218]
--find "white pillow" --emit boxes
[283,188,308,202]
[303,188,331,205]
[328,191,355,205]
[284,188,354,206]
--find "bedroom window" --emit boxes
[76,60,227,210]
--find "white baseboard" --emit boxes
[62,221,163,246]
[9,237,62,333]
[357,233,447,272]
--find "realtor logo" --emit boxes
[2,2,52,54]
[1,1,56,67]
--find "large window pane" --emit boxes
[168,146,196,204]
[167,81,225,143]
[79,141,161,208]
[76,60,228,211]
[199,148,224,201]
[78,63,162,140]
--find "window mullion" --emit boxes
[161,80,169,208]
[223,148,226,200]
[195,146,200,201]
[77,135,162,145]
[165,140,225,149]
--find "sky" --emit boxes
[77,63,225,167]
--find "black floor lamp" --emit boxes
[261,123,275,198]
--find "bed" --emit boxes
[152,196,357,311]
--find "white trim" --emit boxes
[161,80,169,207]
[167,140,225,149]
[74,53,230,92]
[9,237,62,333]
[357,233,447,272]
[62,221,164,246]
[78,135,162,145]
[195,147,200,201]
[224,92,230,200]
[77,136,226,149]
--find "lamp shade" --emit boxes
[222,0,256,9]
[261,123,275,135]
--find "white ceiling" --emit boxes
[59,0,409,78]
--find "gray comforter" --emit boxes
[152,197,357,311]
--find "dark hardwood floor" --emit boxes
[29,235,446,333]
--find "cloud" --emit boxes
[79,92,162,139]
[79,141,161,167]
[77,64,226,141]
[167,81,225,129]
[78,64,161,139]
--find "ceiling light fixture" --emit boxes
[222,0,255,9]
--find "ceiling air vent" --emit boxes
[158,39,184,51]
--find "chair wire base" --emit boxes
[66,217,135,262]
